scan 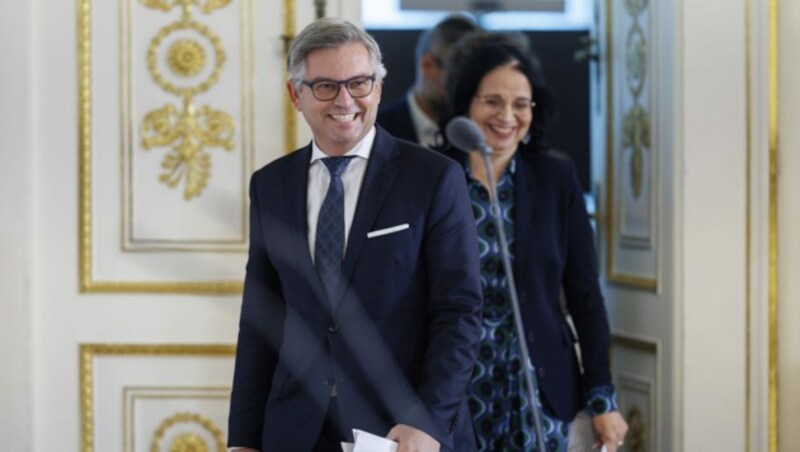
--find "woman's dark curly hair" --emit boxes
[439,32,556,157]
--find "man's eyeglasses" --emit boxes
[474,95,535,116]
[301,74,377,101]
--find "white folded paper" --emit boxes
[341,429,398,452]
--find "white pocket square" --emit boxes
[367,223,409,239]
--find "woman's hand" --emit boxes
[591,411,628,452]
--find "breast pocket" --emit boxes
[363,224,414,250]
[353,225,420,317]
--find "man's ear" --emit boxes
[286,80,302,111]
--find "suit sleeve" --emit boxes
[228,174,286,448]
[560,160,613,390]
[414,161,483,443]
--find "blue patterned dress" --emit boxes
[463,156,618,451]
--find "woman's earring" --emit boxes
[521,133,531,144]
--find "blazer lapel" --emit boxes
[338,128,400,307]
[513,155,536,286]
[285,144,332,313]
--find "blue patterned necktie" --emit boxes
[315,156,354,307]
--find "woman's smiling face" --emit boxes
[468,63,533,157]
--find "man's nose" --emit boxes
[332,84,355,106]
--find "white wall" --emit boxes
[680,0,748,449]
[0,0,34,449]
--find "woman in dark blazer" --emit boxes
[438,34,628,451]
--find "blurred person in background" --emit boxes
[377,14,480,148]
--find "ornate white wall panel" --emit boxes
[611,334,658,452]
[605,0,658,290]
[79,0,293,293]
[80,344,234,452]
[124,387,230,452]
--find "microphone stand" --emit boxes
[477,145,548,452]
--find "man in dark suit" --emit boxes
[376,14,479,147]
[228,18,483,452]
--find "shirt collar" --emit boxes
[406,91,439,145]
[310,126,376,163]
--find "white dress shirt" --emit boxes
[307,126,375,262]
[406,91,440,148]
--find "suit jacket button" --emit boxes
[537,367,545,379]
[328,323,339,333]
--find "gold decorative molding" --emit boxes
[151,412,225,452]
[621,105,650,199]
[604,0,657,290]
[625,405,646,452]
[78,0,295,292]
[80,344,236,452]
[141,3,233,200]
[283,0,297,154]
[768,0,778,449]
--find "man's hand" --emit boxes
[387,424,440,452]
[591,411,628,452]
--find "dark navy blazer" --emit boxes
[377,96,418,144]
[445,147,613,422]
[228,127,483,451]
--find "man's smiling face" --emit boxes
[288,42,382,156]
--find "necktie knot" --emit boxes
[322,156,354,179]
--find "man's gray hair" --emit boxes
[287,18,387,88]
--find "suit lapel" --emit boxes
[286,144,331,312]
[338,128,400,307]
[513,155,536,285]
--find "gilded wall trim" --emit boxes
[79,343,236,452]
[78,0,295,293]
[283,0,297,154]
[768,0,779,449]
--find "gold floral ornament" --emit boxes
[622,105,650,199]
[624,0,648,16]
[140,0,232,15]
[168,39,206,77]
[141,100,234,199]
[169,433,209,452]
[141,8,234,200]
[150,412,225,452]
[625,405,647,452]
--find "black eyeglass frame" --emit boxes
[300,73,378,101]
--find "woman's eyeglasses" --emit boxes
[474,95,535,116]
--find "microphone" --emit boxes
[444,116,492,156]
[446,115,548,452]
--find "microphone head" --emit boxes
[445,116,490,155]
